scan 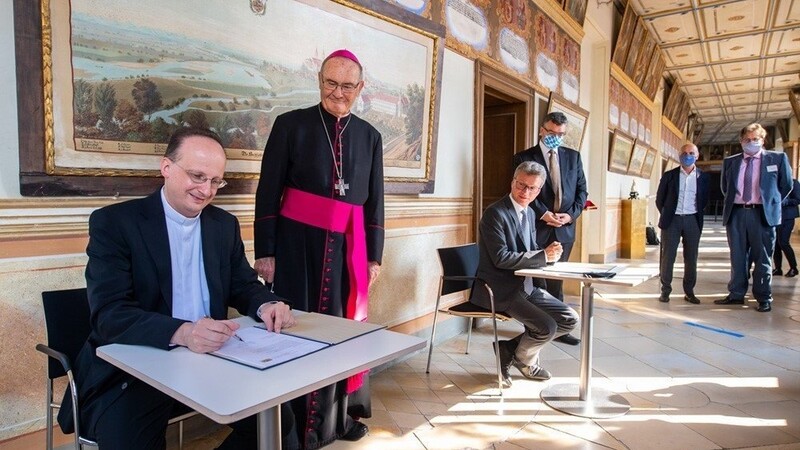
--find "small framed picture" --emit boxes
[609,129,635,174]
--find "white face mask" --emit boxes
[742,141,762,155]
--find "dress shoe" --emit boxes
[772,268,783,276]
[511,359,551,381]
[554,334,581,345]
[684,294,701,304]
[714,295,744,305]
[659,293,670,303]
[494,340,514,386]
[341,421,368,441]
[756,302,772,313]
[786,268,798,277]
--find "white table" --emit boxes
[516,262,656,418]
[97,315,426,450]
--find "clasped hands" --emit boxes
[542,211,572,227]
[172,302,294,354]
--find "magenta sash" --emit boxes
[280,187,369,393]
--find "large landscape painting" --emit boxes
[45,0,438,186]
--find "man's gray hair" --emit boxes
[514,161,547,180]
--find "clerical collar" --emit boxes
[160,188,201,225]
[318,103,351,121]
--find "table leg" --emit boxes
[257,404,281,450]
[540,283,630,418]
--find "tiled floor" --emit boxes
[186,221,800,449]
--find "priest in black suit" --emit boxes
[57,127,296,449]
[512,111,587,345]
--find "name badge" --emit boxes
[767,165,778,172]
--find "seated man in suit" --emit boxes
[471,161,579,385]
[57,127,297,449]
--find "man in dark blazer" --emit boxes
[57,128,296,449]
[773,178,800,277]
[655,143,710,304]
[512,111,587,345]
[471,161,579,386]
[715,123,793,312]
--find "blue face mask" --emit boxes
[742,141,761,155]
[679,154,696,166]
[542,133,564,149]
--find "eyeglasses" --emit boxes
[541,126,566,138]
[741,137,763,143]
[322,79,359,94]
[514,179,543,193]
[170,160,227,189]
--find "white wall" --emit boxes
[0,0,20,198]
[427,49,474,198]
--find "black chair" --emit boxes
[424,243,511,394]
[36,288,196,449]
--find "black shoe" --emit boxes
[495,340,514,386]
[684,294,701,304]
[659,293,670,303]
[341,421,368,441]
[554,334,581,345]
[773,268,783,276]
[786,268,798,277]
[511,359,551,381]
[714,295,744,305]
[756,302,772,312]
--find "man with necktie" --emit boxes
[470,161,579,386]
[512,112,587,345]
[715,123,792,312]
[655,143,710,304]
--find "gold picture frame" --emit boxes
[609,129,635,174]
[546,92,589,151]
[640,147,657,178]
[627,140,649,175]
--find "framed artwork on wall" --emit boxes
[15,0,444,195]
[546,92,589,151]
[608,129,634,174]
[640,147,657,178]
[627,140,648,175]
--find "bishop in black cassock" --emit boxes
[254,49,384,449]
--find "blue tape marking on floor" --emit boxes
[685,321,744,338]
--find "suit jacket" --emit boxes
[655,166,710,230]
[512,144,588,246]
[781,179,800,221]
[470,196,547,312]
[58,191,281,434]
[721,150,792,226]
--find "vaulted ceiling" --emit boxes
[627,0,800,145]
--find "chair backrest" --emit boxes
[41,288,91,380]
[437,243,479,296]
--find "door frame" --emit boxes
[474,62,537,238]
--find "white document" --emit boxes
[210,326,327,370]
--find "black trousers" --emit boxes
[773,217,797,271]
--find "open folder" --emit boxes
[540,263,624,279]
[210,313,385,370]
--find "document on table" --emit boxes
[256,312,385,345]
[540,263,624,278]
[210,326,327,370]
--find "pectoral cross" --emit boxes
[335,178,349,196]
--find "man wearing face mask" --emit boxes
[513,112,587,345]
[715,123,792,312]
[655,143,710,304]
